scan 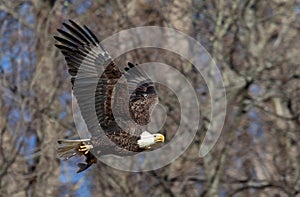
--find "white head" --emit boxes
[137,131,165,149]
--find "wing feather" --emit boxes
[123,62,158,125]
[68,20,99,46]
[54,20,119,136]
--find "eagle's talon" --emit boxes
[78,145,92,155]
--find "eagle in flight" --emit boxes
[54,20,165,173]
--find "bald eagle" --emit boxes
[54,20,164,173]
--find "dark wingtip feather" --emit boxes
[62,21,68,26]
[57,28,83,45]
[54,36,78,48]
[54,44,61,48]
[128,62,135,68]
[68,19,76,24]
[83,25,100,44]
[68,20,98,46]
[53,35,60,40]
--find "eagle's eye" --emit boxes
[143,94,148,98]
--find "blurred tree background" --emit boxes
[0,0,300,196]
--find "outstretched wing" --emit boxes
[124,62,158,125]
[54,20,122,135]
[54,20,158,137]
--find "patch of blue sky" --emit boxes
[248,122,259,135]
[24,107,31,122]
[196,182,204,195]
[1,25,35,77]
[105,5,112,15]
[19,53,36,81]
[0,10,6,19]
[248,109,258,119]
[296,5,300,13]
[60,158,92,196]
[249,83,260,95]
[18,1,37,26]
[0,56,12,73]
[3,94,13,107]
[20,30,36,45]
[198,52,211,68]
[76,183,92,197]
[65,129,75,137]
[219,188,227,197]
[4,19,19,36]
[22,134,37,166]
[59,91,72,107]
[8,108,21,127]
[76,0,92,15]
[11,44,22,58]
[248,120,263,138]
[248,109,264,138]
[57,92,71,120]
[256,126,263,138]
[59,111,67,119]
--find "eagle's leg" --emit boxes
[77,143,97,173]
[78,144,93,154]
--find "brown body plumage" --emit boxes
[54,20,163,173]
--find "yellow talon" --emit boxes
[78,145,92,155]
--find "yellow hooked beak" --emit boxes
[154,134,165,143]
